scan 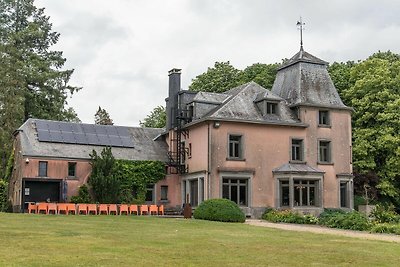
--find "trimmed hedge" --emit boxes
[262,209,318,224]
[193,199,245,223]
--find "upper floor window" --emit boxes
[68,162,77,177]
[291,139,303,161]
[266,102,278,115]
[188,143,192,158]
[228,135,242,159]
[319,140,331,163]
[319,110,330,126]
[38,161,48,177]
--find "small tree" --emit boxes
[139,105,166,128]
[94,106,113,125]
[88,147,119,203]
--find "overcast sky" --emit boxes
[36,0,400,126]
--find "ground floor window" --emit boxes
[339,180,352,208]
[222,178,248,206]
[145,184,154,202]
[278,178,321,208]
[182,177,204,207]
[160,185,168,201]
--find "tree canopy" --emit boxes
[94,106,113,125]
[0,0,80,173]
[139,105,166,128]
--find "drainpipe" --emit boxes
[207,122,211,200]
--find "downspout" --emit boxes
[207,122,211,200]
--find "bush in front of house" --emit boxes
[0,180,9,212]
[262,209,319,224]
[318,210,371,231]
[70,185,92,204]
[193,199,246,223]
[370,223,400,235]
[370,204,400,224]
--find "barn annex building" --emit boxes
[9,47,353,217]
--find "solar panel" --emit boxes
[35,121,48,131]
[120,136,134,148]
[86,133,100,145]
[47,121,60,131]
[62,131,76,143]
[97,134,110,145]
[95,126,107,135]
[59,122,72,132]
[109,135,123,147]
[82,124,96,134]
[70,123,82,133]
[74,133,87,144]
[106,127,118,136]
[49,130,63,142]
[37,129,52,142]
[116,126,130,137]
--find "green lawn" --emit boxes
[0,213,399,266]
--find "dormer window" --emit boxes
[266,102,278,115]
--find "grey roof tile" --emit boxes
[273,163,325,174]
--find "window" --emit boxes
[294,180,318,206]
[291,139,303,161]
[188,143,192,158]
[222,178,248,206]
[266,102,278,114]
[161,186,168,201]
[145,184,154,202]
[38,161,48,177]
[319,140,331,163]
[228,135,242,159]
[319,110,330,126]
[280,180,290,206]
[68,162,77,177]
[340,181,351,208]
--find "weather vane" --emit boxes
[296,17,305,50]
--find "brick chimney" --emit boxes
[166,68,181,130]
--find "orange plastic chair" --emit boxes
[98,204,108,215]
[28,203,37,214]
[158,205,164,216]
[108,204,118,215]
[149,205,158,215]
[129,205,138,215]
[119,204,129,215]
[78,204,88,215]
[87,204,97,215]
[37,203,48,214]
[140,205,149,215]
[48,203,57,215]
[57,203,68,215]
[66,203,76,215]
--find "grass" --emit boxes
[0,213,399,266]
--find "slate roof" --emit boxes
[272,163,325,174]
[17,119,168,162]
[192,91,229,104]
[272,48,350,109]
[188,82,305,127]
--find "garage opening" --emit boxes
[22,179,62,211]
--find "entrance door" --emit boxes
[189,180,198,207]
[23,180,61,206]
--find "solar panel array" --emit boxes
[35,120,135,148]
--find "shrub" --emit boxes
[70,185,91,204]
[0,180,9,212]
[262,209,318,224]
[193,199,245,223]
[319,211,371,231]
[370,223,400,235]
[371,204,400,224]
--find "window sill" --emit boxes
[318,124,331,128]
[159,200,170,204]
[289,160,306,164]
[67,176,79,180]
[226,158,246,161]
[317,162,334,165]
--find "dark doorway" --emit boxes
[23,180,61,210]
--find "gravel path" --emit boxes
[245,219,400,243]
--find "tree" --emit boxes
[189,61,242,93]
[240,63,279,89]
[328,61,356,105]
[340,52,400,204]
[139,105,166,128]
[88,147,120,203]
[94,106,113,125]
[0,0,80,173]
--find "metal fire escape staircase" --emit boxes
[167,107,191,174]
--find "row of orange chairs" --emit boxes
[27,203,164,216]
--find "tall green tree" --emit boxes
[340,51,400,204]
[139,105,166,128]
[189,61,242,93]
[94,106,113,125]
[0,0,80,173]
[240,63,279,89]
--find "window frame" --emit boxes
[68,162,77,178]
[38,161,48,177]
[227,134,244,160]
[291,138,304,162]
[318,110,330,127]
[222,178,249,207]
[266,102,278,115]
[318,140,332,164]
[160,185,168,201]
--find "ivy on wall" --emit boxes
[88,147,166,204]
